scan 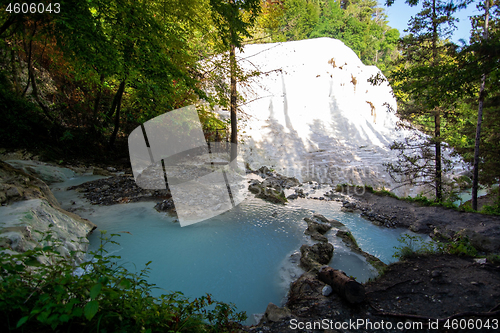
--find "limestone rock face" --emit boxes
[236,38,405,191]
[4,160,76,184]
[0,161,96,264]
[0,199,96,263]
[0,160,59,207]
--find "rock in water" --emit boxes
[300,242,334,272]
[154,199,176,212]
[262,302,291,323]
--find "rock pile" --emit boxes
[69,175,171,206]
[247,167,299,204]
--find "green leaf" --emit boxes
[84,300,99,320]
[59,314,70,322]
[16,316,29,328]
[89,283,102,299]
[37,311,50,323]
[118,279,131,290]
[54,284,65,294]
[72,307,83,317]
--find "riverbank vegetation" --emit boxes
[393,233,479,259]
[0,231,245,332]
[364,184,500,215]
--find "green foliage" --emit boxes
[197,105,229,141]
[386,1,500,205]
[445,235,478,257]
[402,192,460,210]
[254,0,399,72]
[371,187,399,199]
[486,254,500,264]
[385,0,462,201]
[393,234,437,259]
[393,233,478,260]
[0,0,263,158]
[0,231,246,332]
[208,0,261,48]
[480,202,500,216]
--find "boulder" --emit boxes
[335,229,386,273]
[0,199,96,264]
[154,199,176,213]
[0,161,96,264]
[300,242,334,272]
[248,179,288,204]
[0,160,59,207]
[304,218,332,235]
[287,273,327,308]
[261,303,292,323]
[304,215,333,243]
[336,230,358,249]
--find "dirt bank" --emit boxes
[243,254,500,333]
[337,187,500,254]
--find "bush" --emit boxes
[393,233,478,259]
[392,234,436,259]
[444,235,478,257]
[0,231,245,333]
[480,202,500,216]
[486,254,500,265]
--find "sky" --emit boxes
[382,0,485,44]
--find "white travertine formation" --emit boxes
[235,38,412,195]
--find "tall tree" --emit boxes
[386,0,460,200]
[448,0,500,207]
[208,0,261,160]
[472,0,490,210]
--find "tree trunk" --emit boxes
[318,266,365,304]
[230,43,238,161]
[105,79,126,124]
[22,26,54,122]
[472,0,490,211]
[108,79,126,148]
[91,74,105,138]
[93,74,105,118]
[435,111,442,201]
[10,48,20,95]
[431,0,442,202]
